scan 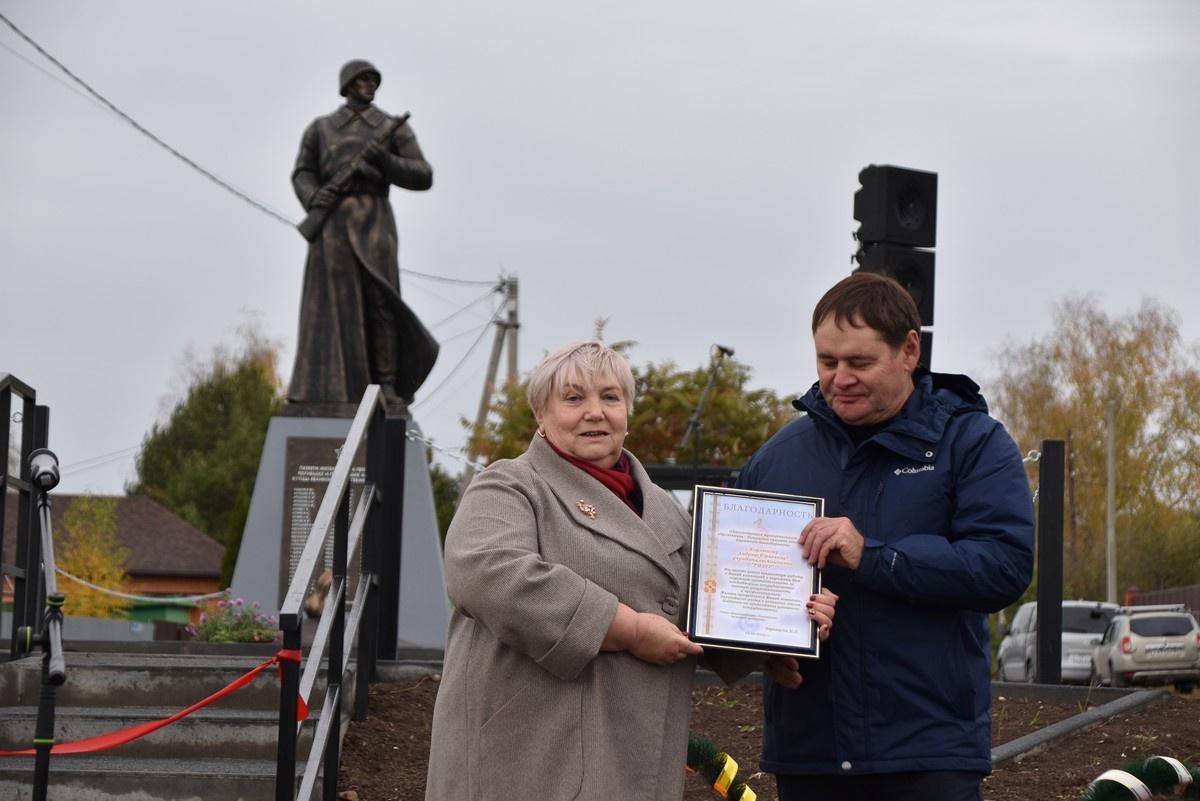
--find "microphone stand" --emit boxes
[679,347,728,491]
[18,449,66,801]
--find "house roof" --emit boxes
[3,494,223,579]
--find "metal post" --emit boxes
[8,392,41,659]
[29,406,50,632]
[375,417,407,661]
[356,406,385,714]
[1105,399,1118,604]
[461,314,506,492]
[680,349,725,485]
[505,277,519,385]
[275,624,301,801]
[30,593,64,801]
[324,490,349,801]
[1035,440,1065,684]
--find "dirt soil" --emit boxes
[338,676,1199,801]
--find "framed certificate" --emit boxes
[686,485,824,658]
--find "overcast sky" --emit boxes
[2,1,1197,495]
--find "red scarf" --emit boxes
[544,438,643,516]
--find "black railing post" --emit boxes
[275,623,301,801]
[1035,440,1065,684]
[375,416,406,661]
[29,407,50,630]
[324,490,349,801]
[356,405,385,715]
[6,390,42,659]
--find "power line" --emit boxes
[0,11,296,227]
[413,301,506,408]
[61,445,141,474]
[0,38,109,111]
[400,268,498,287]
[437,319,496,346]
[1,12,503,290]
[429,285,502,330]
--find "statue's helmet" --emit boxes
[339,59,382,96]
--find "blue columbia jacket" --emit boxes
[737,370,1034,776]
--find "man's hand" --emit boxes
[800,517,865,570]
[764,655,804,688]
[764,587,838,688]
[309,186,340,210]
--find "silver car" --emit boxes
[997,600,1118,683]
[1090,605,1200,691]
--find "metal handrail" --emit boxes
[276,386,392,801]
[296,485,375,724]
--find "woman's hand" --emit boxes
[630,612,704,666]
[809,587,838,640]
[764,588,839,688]
[602,603,702,666]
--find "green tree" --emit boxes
[57,495,131,618]
[466,354,795,469]
[128,328,283,587]
[989,297,1200,600]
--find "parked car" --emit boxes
[997,600,1118,683]
[1090,605,1200,691]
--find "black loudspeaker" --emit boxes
[920,330,932,369]
[854,243,935,326]
[853,165,938,248]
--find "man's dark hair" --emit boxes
[811,273,921,349]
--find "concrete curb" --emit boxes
[991,687,1169,766]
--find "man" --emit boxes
[737,273,1034,801]
[289,59,438,412]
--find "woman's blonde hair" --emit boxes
[527,341,635,417]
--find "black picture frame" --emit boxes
[686,485,824,658]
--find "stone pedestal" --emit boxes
[230,415,448,650]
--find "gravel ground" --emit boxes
[337,676,1199,801]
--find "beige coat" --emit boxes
[425,435,697,801]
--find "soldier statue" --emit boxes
[287,59,438,415]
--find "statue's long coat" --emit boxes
[289,103,437,404]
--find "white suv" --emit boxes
[1090,605,1200,692]
[997,600,1118,683]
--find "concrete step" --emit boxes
[0,653,314,710]
[0,755,297,801]
[0,705,317,760]
[0,649,370,801]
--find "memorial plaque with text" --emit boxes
[281,437,366,603]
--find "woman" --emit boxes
[425,341,835,801]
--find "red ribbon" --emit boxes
[0,649,309,756]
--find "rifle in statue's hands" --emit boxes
[296,111,411,242]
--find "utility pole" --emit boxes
[461,275,518,493]
[505,277,519,385]
[1105,398,1118,604]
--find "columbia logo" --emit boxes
[894,465,936,476]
